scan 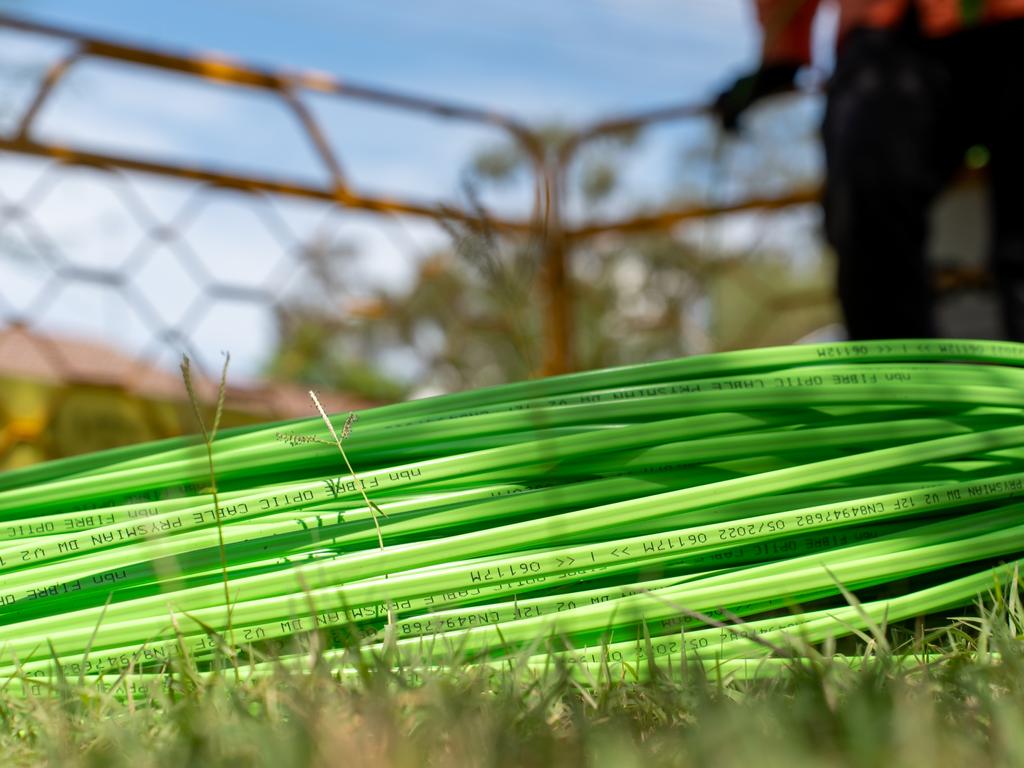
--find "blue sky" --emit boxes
[12,0,760,120]
[5,0,772,204]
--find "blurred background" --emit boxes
[0,0,994,467]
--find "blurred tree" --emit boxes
[266,104,836,399]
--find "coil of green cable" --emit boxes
[1,339,1022,684]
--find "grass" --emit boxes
[3,594,1024,767]
[7,341,1024,765]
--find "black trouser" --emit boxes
[823,19,1024,340]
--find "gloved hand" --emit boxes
[713,61,801,132]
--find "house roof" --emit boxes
[0,324,376,418]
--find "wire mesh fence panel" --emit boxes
[0,14,547,466]
[0,12,865,468]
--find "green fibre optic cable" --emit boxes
[47,361,1024,477]
[3,340,1024,680]
[541,561,1020,669]
[0,446,1008,629]
[0,410,998,584]
[0,464,853,606]
[6,403,1024,577]
[0,489,1017,669]
[6,356,1024,511]
[0,469,717,617]
[0,410,784,515]
[2,342,1024,507]
[5,526,909,677]
[0,653,968,701]
[5,420,1024,648]
[205,563,1016,679]
[369,575,851,644]
[1,514,913,632]
[0,517,909,632]
[369,505,1023,660]
[5,505,1011,675]
[0,442,1002,640]
[6,338,1015,485]
[53,338,1024,468]
[0,516,981,675]
[30,368,1024,504]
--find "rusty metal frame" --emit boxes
[0,13,550,228]
[0,12,822,375]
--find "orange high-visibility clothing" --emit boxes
[759,0,1024,62]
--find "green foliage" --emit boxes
[266,310,410,401]
[471,143,525,184]
[266,108,832,396]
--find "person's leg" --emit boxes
[823,30,962,339]
[982,22,1024,342]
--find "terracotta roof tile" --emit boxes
[0,326,378,418]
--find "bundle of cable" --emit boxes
[2,339,1024,687]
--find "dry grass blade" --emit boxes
[823,565,891,654]
[308,392,396,645]
[181,352,236,660]
[632,586,795,658]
